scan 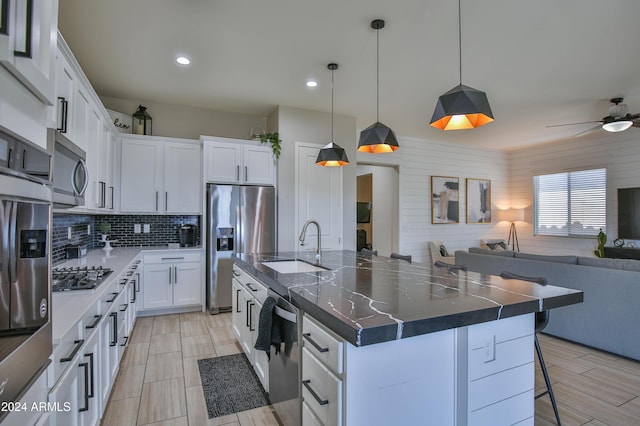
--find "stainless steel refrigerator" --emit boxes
[206,184,276,313]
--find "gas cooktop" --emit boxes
[52,266,113,292]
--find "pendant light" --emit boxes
[358,19,399,153]
[430,0,494,130]
[316,63,350,167]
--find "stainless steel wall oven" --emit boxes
[0,129,52,412]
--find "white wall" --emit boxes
[100,96,267,140]
[357,136,509,263]
[508,131,640,256]
[356,164,399,257]
[275,106,357,252]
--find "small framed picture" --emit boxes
[466,178,491,223]
[431,176,459,224]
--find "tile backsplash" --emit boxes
[52,214,201,264]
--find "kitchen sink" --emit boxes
[260,259,330,273]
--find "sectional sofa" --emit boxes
[455,248,640,361]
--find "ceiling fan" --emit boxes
[547,97,640,137]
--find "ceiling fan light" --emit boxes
[358,121,399,153]
[430,84,494,130]
[602,120,633,133]
[316,142,349,166]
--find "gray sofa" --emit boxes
[455,248,640,361]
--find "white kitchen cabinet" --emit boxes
[48,353,79,426]
[232,264,270,390]
[0,0,58,105]
[53,48,75,135]
[78,329,101,426]
[141,251,203,311]
[203,137,275,185]
[120,135,201,214]
[231,278,243,340]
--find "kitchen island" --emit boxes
[234,250,583,425]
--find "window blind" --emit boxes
[534,168,606,237]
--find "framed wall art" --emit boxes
[431,176,459,224]
[466,178,491,223]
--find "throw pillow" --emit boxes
[439,245,448,257]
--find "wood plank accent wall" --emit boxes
[359,136,510,263]
[508,131,640,256]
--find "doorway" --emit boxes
[356,164,399,257]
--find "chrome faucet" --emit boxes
[299,219,322,264]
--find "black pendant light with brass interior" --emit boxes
[358,19,399,153]
[316,63,350,167]
[430,0,494,130]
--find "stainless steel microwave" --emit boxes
[48,129,88,208]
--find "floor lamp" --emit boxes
[499,208,524,252]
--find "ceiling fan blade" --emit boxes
[546,120,602,128]
[573,125,602,138]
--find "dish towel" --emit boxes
[254,296,278,355]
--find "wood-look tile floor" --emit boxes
[102,312,640,425]
[534,333,640,425]
[101,312,280,426]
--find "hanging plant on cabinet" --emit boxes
[259,132,282,159]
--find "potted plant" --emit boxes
[259,132,282,159]
[98,222,111,241]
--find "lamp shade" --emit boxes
[497,207,524,223]
[602,120,633,133]
[316,142,349,166]
[358,121,399,153]
[430,84,494,130]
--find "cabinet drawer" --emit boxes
[238,275,268,304]
[302,401,324,426]
[303,315,344,375]
[144,252,201,264]
[469,334,534,381]
[302,348,342,426]
[49,326,82,386]
[468,363,534,412]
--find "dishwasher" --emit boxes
[268,290,301,426]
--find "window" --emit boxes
[533,168,606,237]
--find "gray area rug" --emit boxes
[198,353,270,418]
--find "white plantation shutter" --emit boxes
[534,168,606,237]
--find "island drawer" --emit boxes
[303,315,344,375]
[235,272,268,304]
[302,347,343,426]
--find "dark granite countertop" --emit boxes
[234,250,583,347]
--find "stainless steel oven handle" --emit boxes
[8,201,17,279]
[72,158,89,197]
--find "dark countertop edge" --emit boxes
[233,255,584,347]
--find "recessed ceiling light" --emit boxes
[176,56,191,65]
[306,80,318,88]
